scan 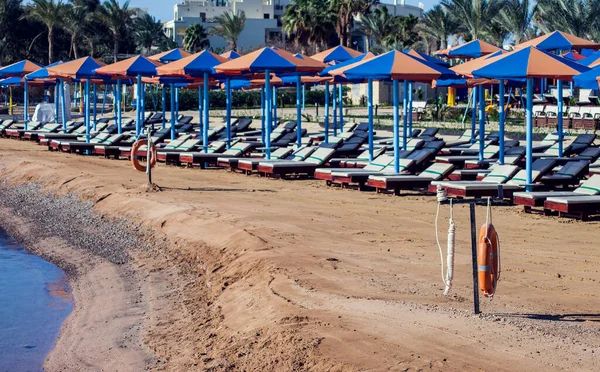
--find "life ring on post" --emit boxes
[131,139,157,172]
[477,223,500,297]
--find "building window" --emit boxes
[264,13,270,19]
[200,12,206,22]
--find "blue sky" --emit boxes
[125,0,438,22]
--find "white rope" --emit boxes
[435,186,455,296]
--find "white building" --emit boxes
[163,0,424,52]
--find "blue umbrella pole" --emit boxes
[101,84,107,116]
[296,76,302,147]
[60,79,67,133]
[408,82,413,134]
[402,80,409,151]
[525,78,533,191]
[226,77,232,149]
[339,84,344,131]
[24,79,28,130]
[302,84,305,111]
[333,84,337,136]
[498,80,505,165]
[367,79,374,161]
[136,75,142,137]
[85,79,91,143]
[55,81,59,124]
[324,81,330,144]
[393,80,400,173]
[170,84,176,140]
[272,86,277,129]
[265,70,272,159]
[162,86,166,129]
[117,81,123,134]
[557,80,564,157]
[260,86,265,145]
[478,84,485,162]
[203,72,210,153]
[175,87,179,121]
[471,88,477,143]
[93,83,97,131]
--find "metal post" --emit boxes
[471,88,477,143]
[24,79,28,130]
[93,83,97,131]
[393,80,400,173]
[170,84,176,140]
[203,72,210,153]
[260,86,265,145]
[85,79,90,143]
[226,77,232,149]
[272,85,277,129]
[469,203,480,315]
[161,86,166,128]
[402,80,409,152]
[557,80,564,157]
[60,79,67,133]
[117,81,123,134]
[498,80,505,165]
[265,70,272,159]
[296,76,302,146]
[368,79,374,161]
[333,83,337,136]
[526,78,533,191]
[339,84,344,131]
[408,81,413,134]
[478,84,485,162]
[324,81,330,144]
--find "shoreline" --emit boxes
[1,138,599,371]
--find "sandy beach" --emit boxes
[0,137,599,371]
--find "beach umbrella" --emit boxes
[472,46,590,189]
[158,50,228,150]
[23,61,64,129]
[96,55,163,137]
[0,60,42,78]
[220,50,241,60]
[47,57,105,141]
[562,51,586,61]
[436,40,501,59]
[578,50,600,67]
[149,48,191,64]
[573,66,600,88]
[341,50,459,172]
[311,46,363,135]
[406,49,450,67]
[515,31,600,51]
[215,47,326,159]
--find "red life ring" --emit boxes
[131,139,157,172]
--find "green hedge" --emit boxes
[143,86,351,111]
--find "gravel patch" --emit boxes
[0,182,150,264]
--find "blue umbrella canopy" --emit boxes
[26,61,64,80]
[46,57,105,79]
[310,45,363,64]
[214,47,325,75]
[0,60,43,77]
[340,50,459,82]
[515,30,600,51]
[220,50,241,60]
[472,47,590,80]
[578,50,600,67]
[0,77,26,86]
[406,49,450,67]
[149,48,191,63]
[436,40,501,59]
[95,55,161,77]
[573,66,600,89]
[157,50,228,77]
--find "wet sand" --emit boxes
[0,137,599,371]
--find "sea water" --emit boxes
[0,229,73,372]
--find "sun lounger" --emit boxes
[436,145,500,168]
[442,130,474,147]
[4,121,43,138]
[539,160,590,188]
[331,148,386,168]
[315,155,395,182]
[330,158,416,189]
[368,163,455,195]
[180,142,254,168]
[514,174,600,211]
[429,165,520,197]
[237,147,315,173]
[217,146,293,169]
[543,193,600,220]
[257,148,337,178]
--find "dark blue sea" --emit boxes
[0,229,73,372]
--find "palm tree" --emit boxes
[23,0,66,64]
[329,0,378,47]
[64,5,90,59]
[356,6,395,52]
[442,0,506,41]
[209,10,246,51]
[134,14,165,54]
[97,0,134,62]
[384,15,420,51]
[535,0,599,39]
[498,0,535,45]
[70,0,100,11]
[415,5,459,50]
[183,24,210,53]
[283,0,335,53]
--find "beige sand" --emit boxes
[0,138,599,371]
